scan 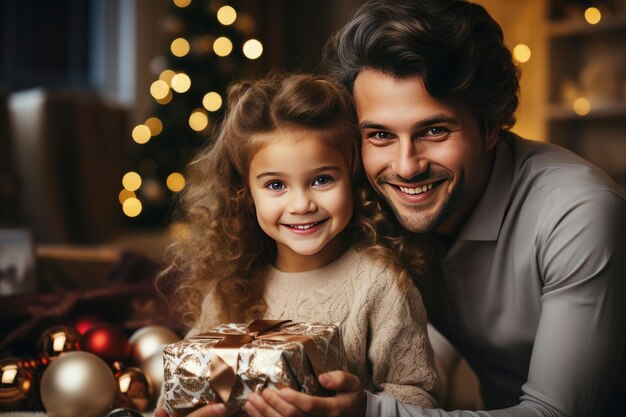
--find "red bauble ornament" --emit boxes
[73,314,105,335]
[81,323,130,364]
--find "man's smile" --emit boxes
[398,182,435,195]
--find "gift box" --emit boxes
[162,319,345,416]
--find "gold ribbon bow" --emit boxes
[199,319,328,403]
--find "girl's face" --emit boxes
[248,128,353,272]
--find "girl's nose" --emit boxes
[288,189,317,214]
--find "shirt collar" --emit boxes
[452,135,514,244]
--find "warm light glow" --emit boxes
[56,359,89,391]
[166,172,186,192]
[1,365,18,384]
[243,39,263,60]
[123,198,142,217]
[170,37,190,57]
[173,0,192,8]
[156,90,173,105]
[150,80,170,100]
[584,7,601,24]
[52,332,67,352]
[573,98,591,116]
[202,92,222,111]
[171,73,191,93]
[213,37,233,57]
[189,109,209,131]
[199,35,214,52]
[118,189,136,205]
[168,222,191,240]
[144,117,163,136]
[132,125,152,144]
[118,374,132,393]
[141,178,165,202]
[159,69,176,86]
[217,6,237,25]
[513,44,531,63]
[122,172,142,191]
[235,14,256,35]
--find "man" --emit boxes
[156,1,625,416]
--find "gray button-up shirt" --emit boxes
[366,133,625,417]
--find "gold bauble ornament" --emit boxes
[40,351,116,417]
[0,358,37,411]
[141,351,165,405]
[40,325,81,364]
[128,325,179,367]
[113,365,153,412]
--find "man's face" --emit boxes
[353,69,497,235]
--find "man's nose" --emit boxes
[287,188,317,214]
[393,138,429,180]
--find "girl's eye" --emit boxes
[266,181,285,191]
[313,175,332,186]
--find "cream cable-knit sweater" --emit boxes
[187,247,443,408]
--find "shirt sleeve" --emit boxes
[365,190,626,417]
[523,189,625,416]
[367,272,444,408]
[427,323,460,395]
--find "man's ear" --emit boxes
[483,123,500,150]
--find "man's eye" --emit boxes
[420,126,450,141]
[313,176,332,186]
[369,131,394,140]
[266,181,285,191]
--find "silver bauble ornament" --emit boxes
[40,351,116,417]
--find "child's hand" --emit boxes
[154,404,240,417]
[243,371,367,417]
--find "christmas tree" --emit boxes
[120,0,264,226]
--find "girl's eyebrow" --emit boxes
[255,165,342,180]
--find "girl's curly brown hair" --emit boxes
[158,72,441,328]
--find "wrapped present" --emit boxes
[162,319,345,416]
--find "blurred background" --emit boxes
[1,0,625,251]
[0,0,624,413]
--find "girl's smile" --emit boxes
[282,218,328,233]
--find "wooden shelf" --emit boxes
[549,13,626,37]
[548,100,626,121]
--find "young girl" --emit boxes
[157,72,443,414]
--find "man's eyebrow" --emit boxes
[359,114,458,130]
[358,121,389,130]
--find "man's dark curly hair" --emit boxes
[323,0,520,132]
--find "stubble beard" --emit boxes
[380,184,460,235]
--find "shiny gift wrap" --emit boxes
[162,320,344,416]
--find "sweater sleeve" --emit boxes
[367,270,444,408]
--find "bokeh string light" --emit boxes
[584,7,602,25]
[122,1,264,220]
[202,92,222,112]
[243,39,263,60]
[573,97,591,116]
[513,44,531,63]
[170,38,191,57]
